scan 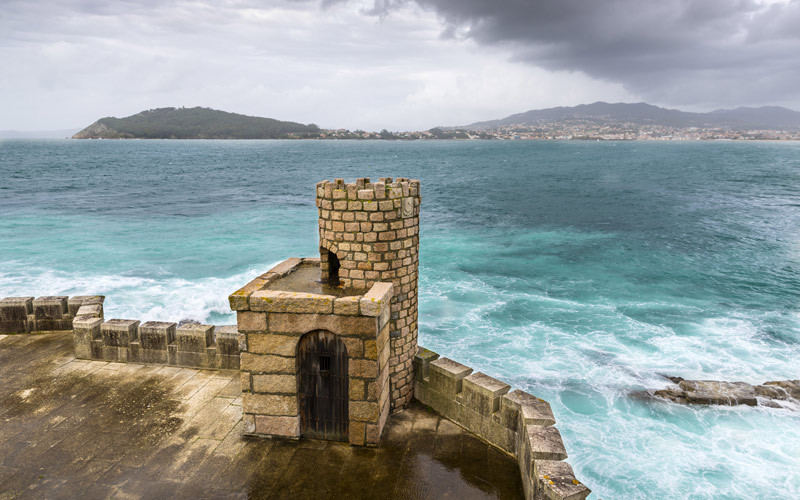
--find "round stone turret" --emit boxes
[316,177,421,410]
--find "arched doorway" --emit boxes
[297,330,349,441]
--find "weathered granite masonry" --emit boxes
[317,177,421,411]
[414,348,591,500]
[229,257,393,446]
[0,295,104,334]
[71,304,242,370]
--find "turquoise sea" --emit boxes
[1,139,799,499]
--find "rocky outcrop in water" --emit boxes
[652,377,800,408]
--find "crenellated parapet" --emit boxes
[73,316,242,370]
[0,295,104,334]
[413,348,591,500]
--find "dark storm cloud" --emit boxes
[363,0,800,108]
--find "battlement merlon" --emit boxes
[316,178,421,201]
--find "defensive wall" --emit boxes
[0,178,590,499]
[0,294,591,500]
[415,348,590,500]
[0,295,242,371]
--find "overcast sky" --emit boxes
[2,0,799,131]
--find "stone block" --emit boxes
[334,296,360,315]
[254,415,299,437]
[75,303,103,319]
[267,258,303,276]
[129,341,140,362]
[503,389,556,429]
[176,351,212,368]
[462,372,511,415]
[168,344,177,365]
[68,295,104,316]
[176,323,214,353]
[429,357,473,396]
[207,345,218,367]
[240,353,294,374]
[350,401,379,422]
[349,421,366,445]
[364,339,377,360]
[237,311,267,333]
[243,414,256,434]
[72,317,102,359]
[350,379,366,400]
[243,393,297,416]
[247,333,298,356]
[215,325,240,356]
[526,424,568,461]
[340,336,363,357]
[350,359,378,379]
[360,283,391,316]
[219,354,240,370]
[250,290,334,314]
[101,319,140,347]
[229,281,261,311]
[365,423,380,445]
[33,296,70,331]
[97,344,129,363]
[0,297,33,333]
[268,313,377,337]
[253,374,296,394]
[534,460,590,500]
[139,321,176,351]
[413,347,440,381]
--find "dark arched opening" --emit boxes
[321,247,341,286]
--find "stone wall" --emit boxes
[413,348,591,500]
[0,295,104,334]
[230,257,393,445]
[72,310,241,371]
[316,177,420,411]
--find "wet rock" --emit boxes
[651,378,800,408]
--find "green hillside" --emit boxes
[73,107,321,139]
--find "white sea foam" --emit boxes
[0,262,281,324]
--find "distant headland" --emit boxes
[72,103,800,141]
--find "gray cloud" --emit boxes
[365,0,800,109]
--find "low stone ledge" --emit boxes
[534,461,590,500]
[250,290,335,314]
[73,313,243,371]
[429,357,473,397]
[414,347,589,500]
[102,319,139,347]
[2,295,105,334]
[73,316,102,359]
[33,296,71,331]
[504,390,557,427]
[68,295,104,316]
[526,425,568,461]
[360,282,393,317]
[463,372,511,415]
[0,297,34,334]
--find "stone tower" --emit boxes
[316,177,420,410]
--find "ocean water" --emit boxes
[1,138,799,499]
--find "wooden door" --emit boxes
[297,330,349,441]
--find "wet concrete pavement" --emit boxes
[0,333,523,499]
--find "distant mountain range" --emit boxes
[73,107,320,139]
[461,102,800,131]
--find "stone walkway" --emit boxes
[0,333,523,499]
